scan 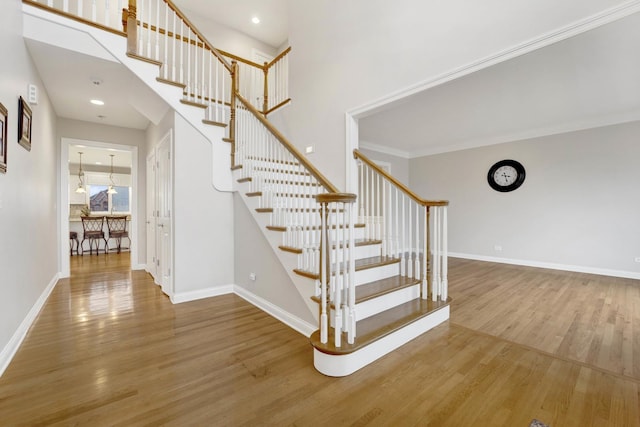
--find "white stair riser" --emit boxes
[355,284,420,321]
[314,306,450,377]
[328,284,420,324]
[356,263,398,286]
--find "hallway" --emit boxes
[0,256,638,426]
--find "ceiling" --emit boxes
[173,0,288,48]
[359,12,640,158]
[69,144,132,169]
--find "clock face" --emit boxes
[487,160,525,192]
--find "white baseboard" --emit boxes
[0,273,60,377]
[234,286,316,337]
[171,285,235,304]
[449,252,640,280]
[132,263,146,271]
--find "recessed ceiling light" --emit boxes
[251,16,260,24]
[90,99,105,106]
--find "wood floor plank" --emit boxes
[1,254,639,425]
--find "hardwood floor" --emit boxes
[0,255,639,426]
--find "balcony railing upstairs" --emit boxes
[354,149,449,302]
[24,0,291,120]
[235,94,358,346]
[24,0,127,34]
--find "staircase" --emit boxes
[23,0,451,377]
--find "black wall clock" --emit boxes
[487,159,526,192]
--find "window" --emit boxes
[88,185,131,213]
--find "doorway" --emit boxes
[60,138,139,278]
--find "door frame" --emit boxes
[59,138,140,277]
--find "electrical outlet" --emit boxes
[494,245,503,252]
[249,273,256,281]
[634,257,640,263]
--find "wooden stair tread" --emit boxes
[278,239,381,255]
[293,255,399,280]
[251,167,311,176]
[256,207,343,213]
[245,191,316,199]
[236,176,322,186]
[311,275,420,306]
[156,77,185,88]
[180,99,207,109]
[202,119,227,128]
[126,52,162,66]
[310,297,451,355]
[267,223,365,232]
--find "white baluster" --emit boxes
[320,202,328,344]
[63,0,69,13]
[163,1,168,79]
[442,207,448,301]
[422,205,428,299]
[415,203,420,280]
[432,206,440,301]
[104,0,110,27]
[401,194,406,276]
[92,0,96,22]
[407,198,413,278]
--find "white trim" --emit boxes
[132,264,146,271]
[314,305,449,377]
[449,252,640,280]
[234,286,316,337]
[170,284,234,304]
[0,274,59,378]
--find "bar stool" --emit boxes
[80,216,108,255]
[69,231,79,256]
[106,216,130,253]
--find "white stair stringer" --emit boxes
[22,3,233,192]
[314,305,450,377]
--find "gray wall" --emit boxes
[0,0,59,371]
[233,194,316,324]
[409,121,640,277]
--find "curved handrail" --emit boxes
[163,0,233,72]
[236,92,340,194]
[353,149,448,207]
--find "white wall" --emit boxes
[183,10,278,60]
[0,0,59,374]
[57,118,146,266]
[409,121,640,278]
[280,0,637,189]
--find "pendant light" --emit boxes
[107,154,117,194]
[75,152,86,193]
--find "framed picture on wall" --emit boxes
[18,96,32,151]
[0,102,7,173]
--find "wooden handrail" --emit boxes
[266,46,292,70]
[316,193,356,204]
[353,149,448,207]
[217,48,264,69]
[162,0,233,72]
[236,92,340,194]
[22,0,127,37]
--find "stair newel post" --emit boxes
[126,0,137,54]
[230,60,238,167]
[262,61,269,114]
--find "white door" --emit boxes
[146,153,157,281]
[156,134,173,296]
